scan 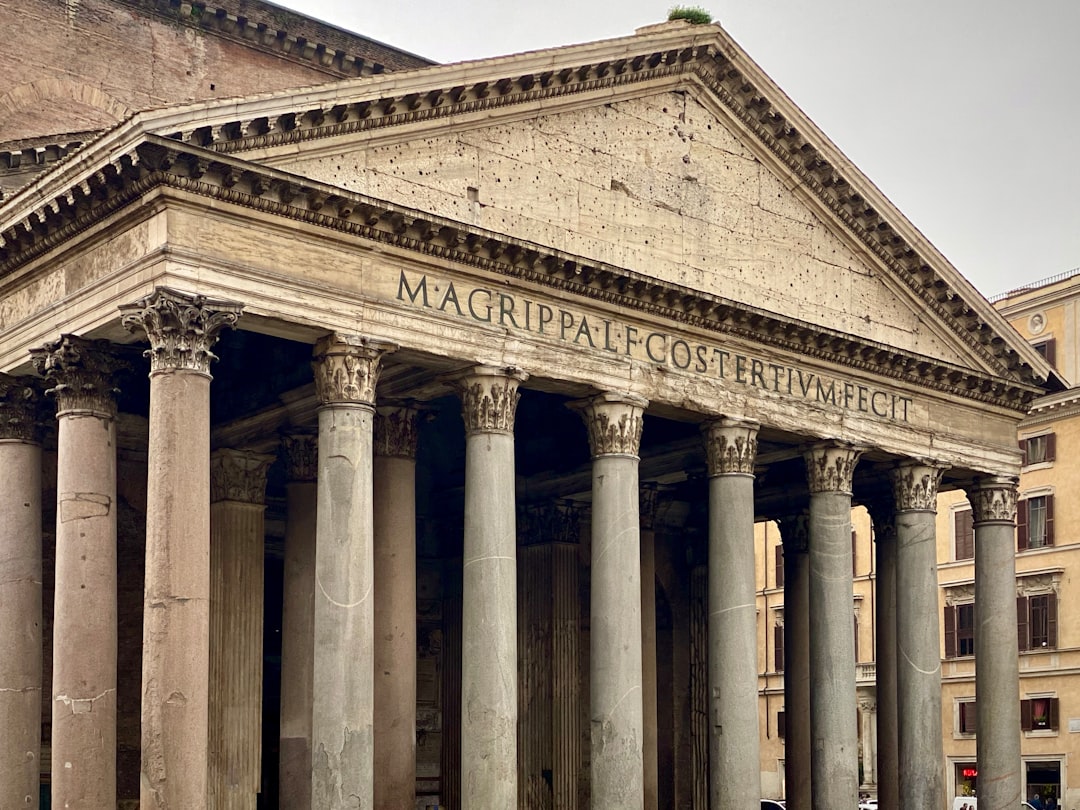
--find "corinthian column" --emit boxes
[208,449,274,810]
[0,375,43,810]
[452,366,527,809]
[967,477,1022,810]
[640,485,660,810]
[373,405,420,810]
[279,433,317,810]
[778,512,811,810]
[891,463,945,809]
[866,499,898,810]
[573,391,648,809]
[310,334,394,810]
[120,288,242,810]
[703,418,760,810]
[804,442,862,810]
[31,336,124,810]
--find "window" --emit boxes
[774,544,784,589]
[954,508,974,561]
[777,710,786,739]
[1021,697,1059,731]
[774,624,785,672]
[958,699,978,735]
[852,529,858,576]
[1018,593,1058,651]
[1021,433,1056,466]
[945,603,976,658]
[1033,338,1057,366]
[853,613,860,663]
[1018,495,1055,550]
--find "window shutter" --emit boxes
[1018,595,1030,652]
[1048,594,1058,648]
[775,545,784,589]
[1044,338,1057,366]
[1017,499,1029,551]
[955,510,974,560]
[1046,432,1057,462]
[1020,438,1029,466]
[854,615,860,663]
[1020,699,1033,731]
[774,625,785,672]
[1046,494,1055,546]
[945,605,957,658]
[852,529,858,576]
[1050,697,1060,730]
[778,710,786,738]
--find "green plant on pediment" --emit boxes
[668,6,713,24]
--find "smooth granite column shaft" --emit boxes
[869,506,899,810]
[0,375,42,810]
[373,406,419,810]
[121,287,242,810]
[640,513,658,810]
[573,392,648,809]
[780,514,811,810]
[969,477,1022,810]
[279,434,317,810]
[805,443,862,810]
[703,418,760,810]
[208,450,273,810]
[892,464,945,809]
[311,334,394,810]
[32,336,123,810]
[455,367,526,809]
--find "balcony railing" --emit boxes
[856,662,876,683]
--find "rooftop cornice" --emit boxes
[0,135,1044,414]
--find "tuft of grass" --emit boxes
[668,6,713,24]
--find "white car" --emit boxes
[760,801,786,810]
[859,801,878,810]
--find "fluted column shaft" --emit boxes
[121,287,242,810]
[454,366,526,809]
[704,418,760,810]
[32,336,124,810]
[804,443,862,810]
[373,406,420,810]
[892,463,945,809]
[573,391,648,809]
[208,450,273,810]
[868,504,899,810]
[0,375,43,810]
[780,513,811,810]
[968,477,1022,810]
[310,334,394,810]
[279,434,317,810]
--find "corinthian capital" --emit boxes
[374,405,421,458]
[777,511,810,554]
[890,462,944,512]
[312,334,395,407]
[570,391,648,458]
[451,366,528,436]
[120,287,242,375]
[0,373,42,442]
[282,433,318,482]
[210,449,275,505]
[965,475,1018,524]
[804,442,863,494]
[702,417,759,476]
[30,334,124,418]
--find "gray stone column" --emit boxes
[804,442,862,810]
[310,334,394,810]
[967,477,1022,810]
[859,697,878,788]
[703,417,761,809]
[120,288,242,810]
[208,449,274,810]
[0,375,43,810]
[640,485,659,810]
[778,512,811,810]
[891,463,945,809]
[452,366,527,809]
[279,433,317,810]
[373,405,420,810]
[32,336,124,810]
[867,500,898,810]
[573,391,648,809]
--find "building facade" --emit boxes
[0,3,1058,809]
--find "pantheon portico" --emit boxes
[0,18,1059,810]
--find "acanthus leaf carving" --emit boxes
[890,463,944,512]
[0,372,43,442]
[452,367,527,435]
[374,405,421,458]
[29,334,124,417]
[210,449,275,505]
[804,442,863,495]
[571,392,648,458]
[281,433,318,482]
[702,418,759,476]
[311,334,395,406]
[966,476,1018,524]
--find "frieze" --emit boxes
[804,443,863,495]
[965,477,1018,524]
[210,449,275,505]
[943,582,975,607]
[281,433,317,482]
[451,367,527,435]
[0,372,42,442]
[374,405,420,458]
[29,334,124,418]
[571,392,648,458]
[703,418,759,476]
[120,287,242,375]
[1017,571,1062,597]
[890,463,944,512]
[311,334,395,406]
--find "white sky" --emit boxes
[274,0,1080,297]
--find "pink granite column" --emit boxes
[120,288,242,810]
[0,374,43,810]
[208,449,274,810]
[373,405,420,810]
[32,336,125,810]
[279,433,317,810]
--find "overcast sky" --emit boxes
[274,0,1079,298]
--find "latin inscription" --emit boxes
[398,271,912,422]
